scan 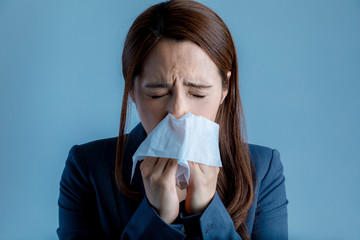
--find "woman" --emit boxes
[57,1,288,239]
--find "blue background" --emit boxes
[1,0,359,239]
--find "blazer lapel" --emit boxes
[110,123,147,224]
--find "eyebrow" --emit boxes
[144,82,212,89]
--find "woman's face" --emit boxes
[131,38,229,134]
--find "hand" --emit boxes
[184,162,219,215]
[140,157,179,224]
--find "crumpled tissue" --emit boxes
[131,112,222,189]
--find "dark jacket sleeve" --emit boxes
[57,145,186,240]
[251,149,288,239]
[198,192,242,239]
[57,145,104,239]
[178,148,288,240]
[121,197,185,239]
[57,146,104,240]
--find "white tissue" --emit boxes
[131,112,222,189]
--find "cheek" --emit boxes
[135,97,167,134]
[190,98,222,122]
[201,90,224,121]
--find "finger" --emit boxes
[197,163,219,175]
[162,159,178,180]
[188,161,202,174]
[189,161,219,175]
[152,157,172,178]
[140,156,159,178]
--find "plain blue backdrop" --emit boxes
[1,0,359,239]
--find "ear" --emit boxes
[130,76,138,104]
[227,71,231,80]
[220,71,231,104]
[129,89,136,104]
[220,88,228,104]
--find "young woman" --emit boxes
[57,1,288,239]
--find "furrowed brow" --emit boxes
[144,83,172,88]
[185,81,212,89]
[144,81,212,89]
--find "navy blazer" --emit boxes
[57,123,288,239]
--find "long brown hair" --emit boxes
[116,0,254,238]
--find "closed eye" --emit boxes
[191,94,205,98]
[150,94,206,99]
[151,94,167,99]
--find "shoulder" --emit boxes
[66,137,118,177]
[73,137,118,157]
[246,144,288,237]
[64,123,146,178]
[248,143,283,183]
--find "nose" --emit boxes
[167,91,187,119]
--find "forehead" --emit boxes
[140,38,220,84]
